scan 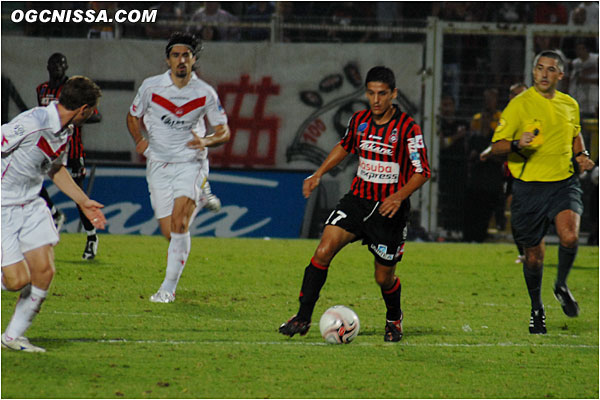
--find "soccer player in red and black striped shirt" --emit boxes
[279,66,431,342]
[37,53,102,260]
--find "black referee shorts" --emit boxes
[325,192,410,267]
[511,175,583,248]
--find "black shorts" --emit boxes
[325,192,410,266]
[511,175,583,248]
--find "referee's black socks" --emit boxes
[523,264,544,310]
[297,258,328,321]
[556,245,577,288]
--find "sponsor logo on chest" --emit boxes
[357,157,399,184]
[359,140,394,156]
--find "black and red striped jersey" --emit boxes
[36,80,84,162]
[340,104,431,201]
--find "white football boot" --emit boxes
[1,333,46,353]
[202,182,221,212]
[149,289,175,303]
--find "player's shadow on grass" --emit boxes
[543,263,598,271]
[358,325,440,337]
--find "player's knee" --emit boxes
[560,232,579,248]
[524,255,543,270]
[374,269,395,288]
[38,263,56,284]
[2,274,30,292]
[170,215,189,234]
[313,245,335,266]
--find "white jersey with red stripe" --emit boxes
[1,102,70,206]
[129,71,227,163]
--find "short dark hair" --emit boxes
[59,76,101,110]
[165,32,201,57]
[47,52,67,66]
[365,66,396,91]
[533,50,565,73]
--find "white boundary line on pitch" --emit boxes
[63,338,598,349]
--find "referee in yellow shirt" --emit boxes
[491,50,595,334]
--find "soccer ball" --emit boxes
[319,305,360,344]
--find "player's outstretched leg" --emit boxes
[279,258,328,337]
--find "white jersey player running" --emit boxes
[1,76,106,352]
[126,32,230,303]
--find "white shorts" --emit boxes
[146,159,208,219]
[1,197,59,267]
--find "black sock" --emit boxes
[297,258,328,321]
[523,264,543,310]
[556,245,577,288]
[381,277,402,321]
[517,243,524,256]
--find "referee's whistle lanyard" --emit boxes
[515,151,529,180]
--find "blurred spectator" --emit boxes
[463,88,505,242]
[437,94,468,236]
[145,2,187,39]
[563,5,599,58]
[489,2,529,88]
[432,2,466,107]
[569,39,599,116]
[188,1,240,41]
[199,25,219,41]
[325,2,373,43]
[87,1,120,39]
[374,2,400,42]
[569,2,599,28]
[244,2,275,41]
[533,2,568,53]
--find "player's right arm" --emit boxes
[490,100,534,156]
[127,80,150,155]
[126,112,148,155]
[303,144,349,199]
[48,164,106,229]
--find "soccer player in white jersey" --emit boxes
[1,76,106,352]
[126,32,230,303]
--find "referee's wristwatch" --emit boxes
[575,150,590,158]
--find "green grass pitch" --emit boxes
[2,233,598,398]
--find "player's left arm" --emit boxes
[573,132,595,172]
[379,173,429,218]
[48,165,106,229]
[187,124,230,150]
[188,88,230,150]
[380,124,431,218]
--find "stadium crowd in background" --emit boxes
[1,1,597,245]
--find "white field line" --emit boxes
[61,338,598,349]
[51,311,597,348]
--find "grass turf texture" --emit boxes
[2,233,598,398]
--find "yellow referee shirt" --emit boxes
[492,87,580,182]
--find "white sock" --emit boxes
[86,228,97,237]
[160,232,191,295]
[5,285,47,339]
